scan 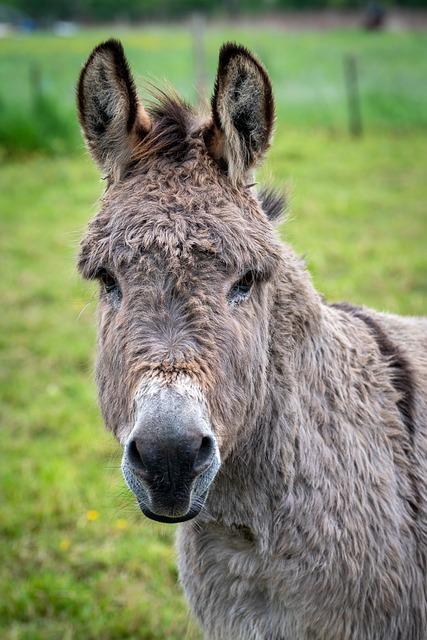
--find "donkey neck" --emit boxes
[203,248,416,564]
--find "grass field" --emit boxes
[1,25,427,640]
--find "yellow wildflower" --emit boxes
[59,538,71,551]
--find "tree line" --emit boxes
[5,0,425,23]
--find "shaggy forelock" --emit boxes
[78,182,282,282]
[131,91,195,166]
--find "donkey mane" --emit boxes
[258,186,286,222]
[332,301,421,525]
[332,302,415,442]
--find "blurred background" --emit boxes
[1,1,426,639]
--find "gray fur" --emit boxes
[178,300,427,639]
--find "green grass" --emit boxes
[0,26,427,154]
[1,25,427,640]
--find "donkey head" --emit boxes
[77,40,283,523]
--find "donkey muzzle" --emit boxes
[122,381,220,523]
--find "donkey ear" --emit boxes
[207,43,274,183]
[77,39,150,181]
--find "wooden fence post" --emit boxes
[344,54,363,137]
[191,13,207,106]
[29,63,43,108]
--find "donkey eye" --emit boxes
[98,269,122,302]
[228,271,255,306]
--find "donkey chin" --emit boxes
[120,378,221,524]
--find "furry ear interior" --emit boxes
[207,43,274,183]
[77,39,150,181]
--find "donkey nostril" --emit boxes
[193,436,214,475]
[127,439,149,476]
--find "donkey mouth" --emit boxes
[122,456,217,524]
[137,494,208,524]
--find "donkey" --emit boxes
[77,40,427,639]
